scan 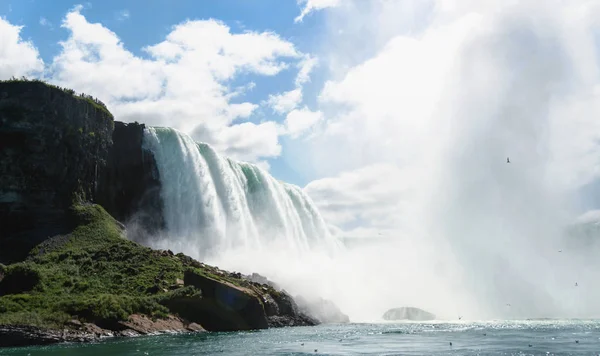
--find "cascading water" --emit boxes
[142,127,338,260]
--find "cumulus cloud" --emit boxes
[266,88,302,114]
[260,52,318,123]
[283,107,323,138]
[307,0,600,201]
[295,55,318,85]
[48,7,304,163]
[0,18,44,79]
[305,164,410,228]
[295,0,341,23]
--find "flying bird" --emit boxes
[507,157,510,163]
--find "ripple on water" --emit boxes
[1,320,599,356]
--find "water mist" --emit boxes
[136,1,600,322]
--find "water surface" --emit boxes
[2,320,599,355]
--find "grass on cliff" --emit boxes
[0,77,112,117]
[0,204,201,329]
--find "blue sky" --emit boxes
[0,0,329,186]
[3,0,600,236]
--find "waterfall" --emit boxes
[142,126,338,259]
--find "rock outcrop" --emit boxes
[97,121,164,236]
[164,268,317,331]
[0,81,165,264]
[382,307,436,321]
[0,315,204,348]
[0,81,113,263]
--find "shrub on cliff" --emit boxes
[0,263,41,295]
[0,77,110,115]
[0,204,184,329]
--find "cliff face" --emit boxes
[0,81,113,263]
[97,122,165,235]
[0,81,164,264]
[0,82,326,347]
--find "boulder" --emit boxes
[382,307,436,321]
[167,269,269,331]
[266,290,318,327]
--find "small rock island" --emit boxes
[382,307,436,321]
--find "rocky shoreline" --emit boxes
[0,315,205,348]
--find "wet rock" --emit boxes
[96,121,164,239]
[118,314,205,335]
[0,325,99,347]
[170,269,269,331]
[267,290,318,327]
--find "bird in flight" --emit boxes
[507,157,510,163]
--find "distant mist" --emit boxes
[136,1,600,322]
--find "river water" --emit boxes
[1,321,599,355]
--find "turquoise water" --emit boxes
[2,321,599,355]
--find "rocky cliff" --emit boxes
[0,81,164,263]
[0,81,113,263]
[97,121,165,236]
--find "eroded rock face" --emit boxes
[382,307,436,321]
[97,122,164,236]
[0,82,113,263]
[0,83,166,264]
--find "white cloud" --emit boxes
[284,107,323,138]
[0,18,44,79]
[296,55,318,85]
[295,0,341,23]
[48,7,305,164]
[305,164,410,229]
[39,17,53,28]
[267,88,302,114]
[116,9,130,21]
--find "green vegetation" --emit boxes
[0,76,112,117]
[0,204,199,329]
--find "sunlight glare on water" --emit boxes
[2,321,599,356]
